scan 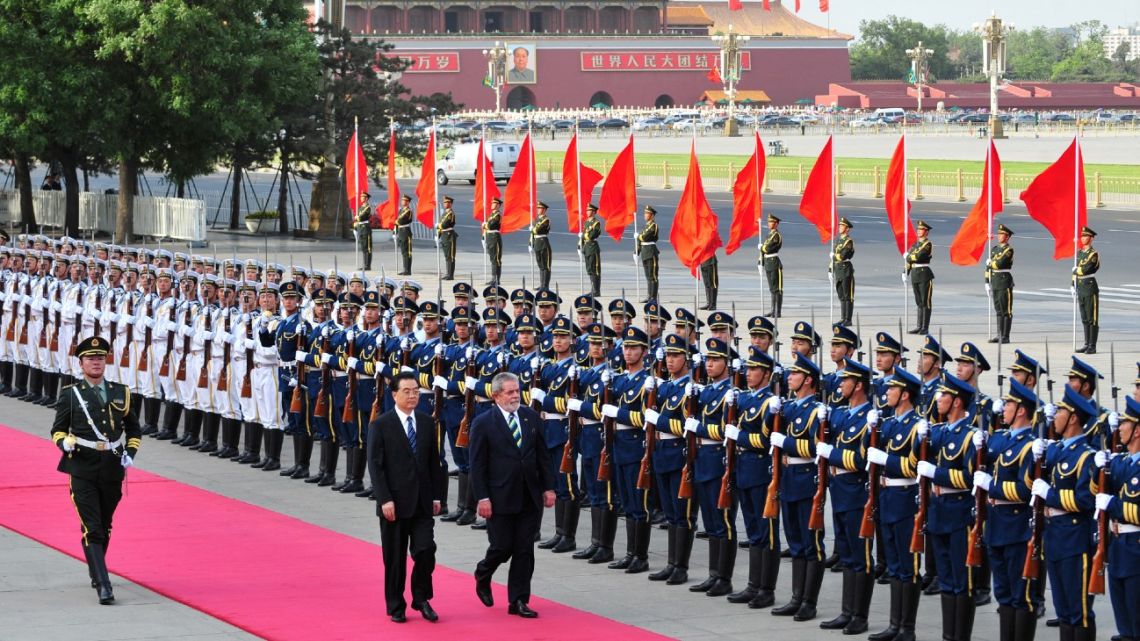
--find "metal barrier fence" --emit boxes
[0,190,208,241]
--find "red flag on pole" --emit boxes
[562,134,603,233]
[884,135,918,255]
[707,65,723,84]
[344,129,369,214]
[798,136,837,244]
[726,132,765,255]
[1019,138,1087,260]
[501,133,536,234]
[729,0,743,11]
[671,142,723,276]
[763,0,770,10]
[950,140,1003,265]
[598,135,637,241]
[377,131,400,228]
[819,0,829,11]
[794,0,801,12]
[414,131,437,228]
[472,137,501,223]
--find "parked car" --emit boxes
[672,119,712,133]
[761,116,800,127]
[1012,113,1036,123]
[632,118,665,131]
[849,116,885,128]
[598,118,629,129]
[1047,113,1076,122]
[437,141,519,184]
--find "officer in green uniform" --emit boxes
[581,203,602,296]
[986,223,1015,344]
[395,194,414,275]
[831,217,855,327]
[1073,226,1099,354]
[437,195,457,280]
[531,201,552,290]
[634,205,660,303]
[354,192,373,271]
[699,256,718,310]
[760,214,783,318]
[905,220,934,335]
[51,336,141,605]
[483,197,503,285]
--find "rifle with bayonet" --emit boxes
[637,350,664,491]
[678,289,701,499]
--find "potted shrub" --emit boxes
[245,210,279,234]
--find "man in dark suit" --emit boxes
[368,372,447,623]
[471,372,555,618]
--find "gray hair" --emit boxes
[490,372,520,395]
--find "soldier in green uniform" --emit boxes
[51,336,141,605]
[1073,226,1099,354]
[986,223,1014,344]
[831,217,855,327]
[580,203,602,296]
[483,197,503,285]
[699,256,718,310]
[531,201,552,289]
[395,194,414,275]
[437,195,457,280]
[637,205,659,303]
[760,214,783,317]
[354,192,373,271]
[905,220,934,335]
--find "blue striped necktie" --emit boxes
[509,413,522,448]
[406,416,416,454]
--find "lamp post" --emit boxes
[483,41,508,115]
[974,12,1013,139]
[711,24,749,137]
[905,42,934,120]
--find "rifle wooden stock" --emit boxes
[216,310,230,392]
[92,287,103,340]
[637,370,661,491]
[808,416,830,531]
[289,327,305,413]
[197,306,213,389]
[560,373,580,475]
[159,301,176,376]
[119,293,134,368]
[342,334,357,425]
[1022,455,1045,579]
[860,424,881,539]
[432,344,445,422]
[69,289,85,357]
[312,334,332,417]
[763,411,783,519]
[137,297,151,373]
[18,280,30,345]
[368,340,386,425]
[455,354,477,448]
[38,282,49,350]
[717,382,740,510]
[910,432,930,554]
[49,285,62,352]
[240,313,253,399]
[1088,432,1116,595]
[966,439,988,568]
[597,379,614,482]
[678,391,697,500]
[175,305,192,382]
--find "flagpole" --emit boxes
[432,120,442,288]
[828,135,835,329]
[389,124,399,274]
[986,139,994,341]
[576,119,585,294]
[631,134,641,304]
[756,132,764,317]
[1072,136,1080,350]
[353,117,361,274]
[902,132,909,335]
[481,125,488,287]
[528,117,535,287]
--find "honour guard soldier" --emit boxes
[276,281,313,479]
[637,206,660,303]
[917,335,952,421]
[355,192,373,271]
[530,201,552,289]
[437,196,457,280]
[249,282,286,469]
[51,336,141,605]
[699,256,719,311]
[1073,227,1099,354]
[437,304,478,521]
[760,214,784,318]
[298,288,338,485]
[395,194,414,275]
[1094,395,1140,641]
[345,289,386,497]
[831,217,855,327]
[532,316,581,552]
[581,204,602,296]
[987,224,1015,344]
[957,342,995,435]
[872,333,906,419]
[328,293,365,492]
[1067,357,1110,451]
[824,324,860,408]
[905,221,934,334]
[483,197,503,284]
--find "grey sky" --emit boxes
[763,0,1137,37]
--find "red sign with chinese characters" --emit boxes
[384,52,461,73]
[580,51,752,71]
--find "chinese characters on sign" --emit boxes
[383,52,461,73]
[581,51,752,71]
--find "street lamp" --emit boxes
[905,42,934,120]
[711,24,749,137]
[973,12,1014,139]
[483,41,508,115]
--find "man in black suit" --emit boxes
[471,372,555,618]
[368,372,447,623]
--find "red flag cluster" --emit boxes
[885,136,918,255]
[798,136,837,244]
[344,130,369,215]
[378,132,400,228]
[598,136,638,241]
[562,134,603,233]
[726,133,764,255]
[502,133,537,234]
[472,138,501,223]
[414,131,437,228]
[1019,138,1087,260]
[671,142,723,276]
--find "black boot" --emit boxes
[539,499,565,549]
[1013,607,1037,641]
[88,543,114,605]
[8,363,27,397]
[22,367,41,401]
[609,519,637,570]
[869,579,902,640]
[318,445,339,486]
[1002,315,1013,343]
[625,520,651,574]
[589,509,617,564]
[291,436,313,479]
[38,372,58,405]
[553,501,580,553]
[749,547,781,608]
[140,398,161,436]
[842,572,874,634]
[442,473,467,521]
[0,361,11,394]
[668,526,695,585]
[794,559,824,621]
[772,557,806,616]
[894,581,920,641]
[998,605,1016,641]
[279,434,302,476]
[1075,324,1090,353]
[262,431,284,472]
[955,592,976,641]
[155,402,182,440]
[178,409,202,447]
[83,544,98,588]
[1073,623,1095,641]
[574,508,601,560]
[245,424,265,466]
[821,569,856,629]
[728,546,763,603]
[690,538,721,592]
[1085,326,1098,354]
[649,525,677,581]
[305,441,329,483]
[338,447,364,490]
[1058,624,1074,641]
[195,413,220,453]
[331,447,351,490]
[234,423,256,463]
[214,418,240,458]
[707,536,737,597]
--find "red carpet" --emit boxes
[0,425,671,641]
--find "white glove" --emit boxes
[401,337,412,352]
[1107,412,1120,430]
[773,365,784,377]
[758,264,764,276]
[432,374,448,390]
[643,376,657,391]
[916,460,936,479]
[465,375,479,391]
[527,244,533,253]
[684,417,700,433]
[243,338,256,350]
[644,409,660,426]
[483,239,488,250]
[972,430,985,449]
[601,404,619,419]
[769,396,783,413]
[50,301,63,312]
[400,365,414,373]
[530,356,541,371]
[985,282,992,296]
[322,326,332,338]
[346,357,359,370]
[758,241,764,250]
[465,345,475,360]
[1094,450,1109,468]
[601,369,612,384]
[200,330,214,341]
[973,471,993,492]
[901,272,908,284]
[320,353,333,366]
[724,389,736,407]
[434,343,444,356]
[934,391,943,404]
[655,347,665,361]
[567,365,578,380]
[345,330,355,342]
[121,453,134,468]
[143,317,155,329]
[61,438,75,453]
[497,352,508,366]
[731,358,742,371]
[1043,403,1057,421]
[817,403,831,421]
[816,442,834,461]
[288,377,298,388]
[866,409,880,426]
[435,237,441,248]
[867,447,888,466]
[1032,438,1047,461]
[123,315,136,325]
[217,331,232,344]
[1070,286,1077,298]
[576,248,582,258]
[632,253,637,261]
[770,432,787,449]
[295,350,309,364]
[827,271,834,286]
[530,388,546,404]
[221,308,231,319]
[567,398,583,413]
[915,419,929,439]
[1095,493,1113,512]
[726,425,741,441]
[1031,478,1051,500]
[692,353,704,367]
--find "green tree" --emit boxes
[1006,27,1072,80]
[849,17,953,81]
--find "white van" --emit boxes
[438,141,519,185]
[874,108,906,121]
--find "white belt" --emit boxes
[762,253,779,259]
[255,363,276,369]
[533,234,548,239]
[699,438,722,446]
[1075,275,1095,280]
[1045,507,1068,518]
[331,371,347,378]
[616,423,638,432]
[881,477,918,487]
[832,468,856,476]
[419,388,433,395]
[396,224,411,229]
[989,498,1024,506]
[543,412,568,420]
[581,419,601,426]
[990,269,1011,274]
[911,263,930,268]
[1113,522,1140,534]
[485,230,500,234]
[74,434,125,452]
[640,241,656,246]
[658,432,680,440]
[787,456,814,465]
[934,487,968,496]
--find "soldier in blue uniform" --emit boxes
[607,298,635,370]
[1095,396,1140,641]
[1066,356,1109,451]
[685,337,739,596]
[866,367,923,641]
[296,287,338,485]
[1034,386,1099,641]
[437,305,479,523]
[916,335,952,422]
[769,351,828,622]
[275,281,313,480]
[324,292,363,492]
[956,341,996,606]
[344,290,385,497]
[644,301,670,357]
[725,345,781,607]
[915,373,978,641]
[824,324,860,408]
[871,332,906,420]
[532,316,581,553]
[816,358,875,634]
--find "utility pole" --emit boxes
[974,12,1014,139]
[905,42,934,118]
[712,24,750,137]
